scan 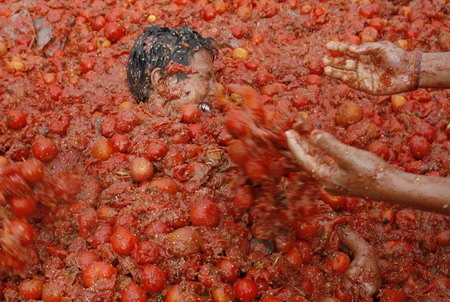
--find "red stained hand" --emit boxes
[285,130,389,199]
[323,41,415,95]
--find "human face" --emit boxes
[163,50,214,110]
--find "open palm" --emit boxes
[323,41,415,95]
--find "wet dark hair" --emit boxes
[127,25,218,103]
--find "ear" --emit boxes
[150,68,162,87]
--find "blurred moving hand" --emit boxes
[285,129,450,215]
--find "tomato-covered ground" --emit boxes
[0,0,449,301]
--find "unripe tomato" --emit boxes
[141,264,166,293]
[436,230,450,246]
[335,101,363,127]
[32,137,58,162]
[6,109,27,129]
[232,47,249,60]
[92,140,113,160]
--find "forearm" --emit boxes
[374,169,450,215]
[418,52,450,89]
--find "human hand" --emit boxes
[323,41,415,95]
[285,130,390,199]
[338,226,381,297]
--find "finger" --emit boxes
[325,41,358,57]
[324,66,357,82]
[309,131,356,167]
[323,57,357,71]
[285,130,318,173]
[347,42,386,55]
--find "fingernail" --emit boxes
[322,57,330,65]
[324,66,331,74]
[349,45,357,52]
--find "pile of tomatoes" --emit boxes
[1,0,449,301]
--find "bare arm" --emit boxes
[285,130,450,215]
[419,52,450,89]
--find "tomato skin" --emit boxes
[412,120,436,143]
[190,199,221,227]
[100,116,116,137]
[104,22,124,41]
[436,230,450,246]
[6,109,27,129]
[149,178,179,194]
[132,240,160,265]
[408,135,431,160]
[298,279,314,298]
[129,157,154,181]
[232,25,245,39]
[122,283,147,302]
[92,140,113,160]
[335,102,363,127]
[285,247,303,268]
[77,251,100,269]
[7,218,35,246]
[326,252,350,274]
[244,159,269,181]
[233,185,254,208]
[32,137,58,162]
[82,261,116,287]
[378,289,407,302]
[145,140,169,160]
[294,221,318,240]
[366,141,390,160]
[10,196,37,217]
[110,133,130,153]
[180,104,201,123]
[18,278,44,300]
[169,227,204,256]
[141,264,166,294]
[320,192,345,210]
[80,56,96,74]
[203,5,217,21]
[48,114,69,135]
[111,227,137,255]
[234,278,258,302]
[17,158,44,182]
[216,258,239,283]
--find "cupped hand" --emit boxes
[323,41,415,95]
[285,130,390,199]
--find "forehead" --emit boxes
[188,50,213,74]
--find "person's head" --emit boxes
[127,26,218,108]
